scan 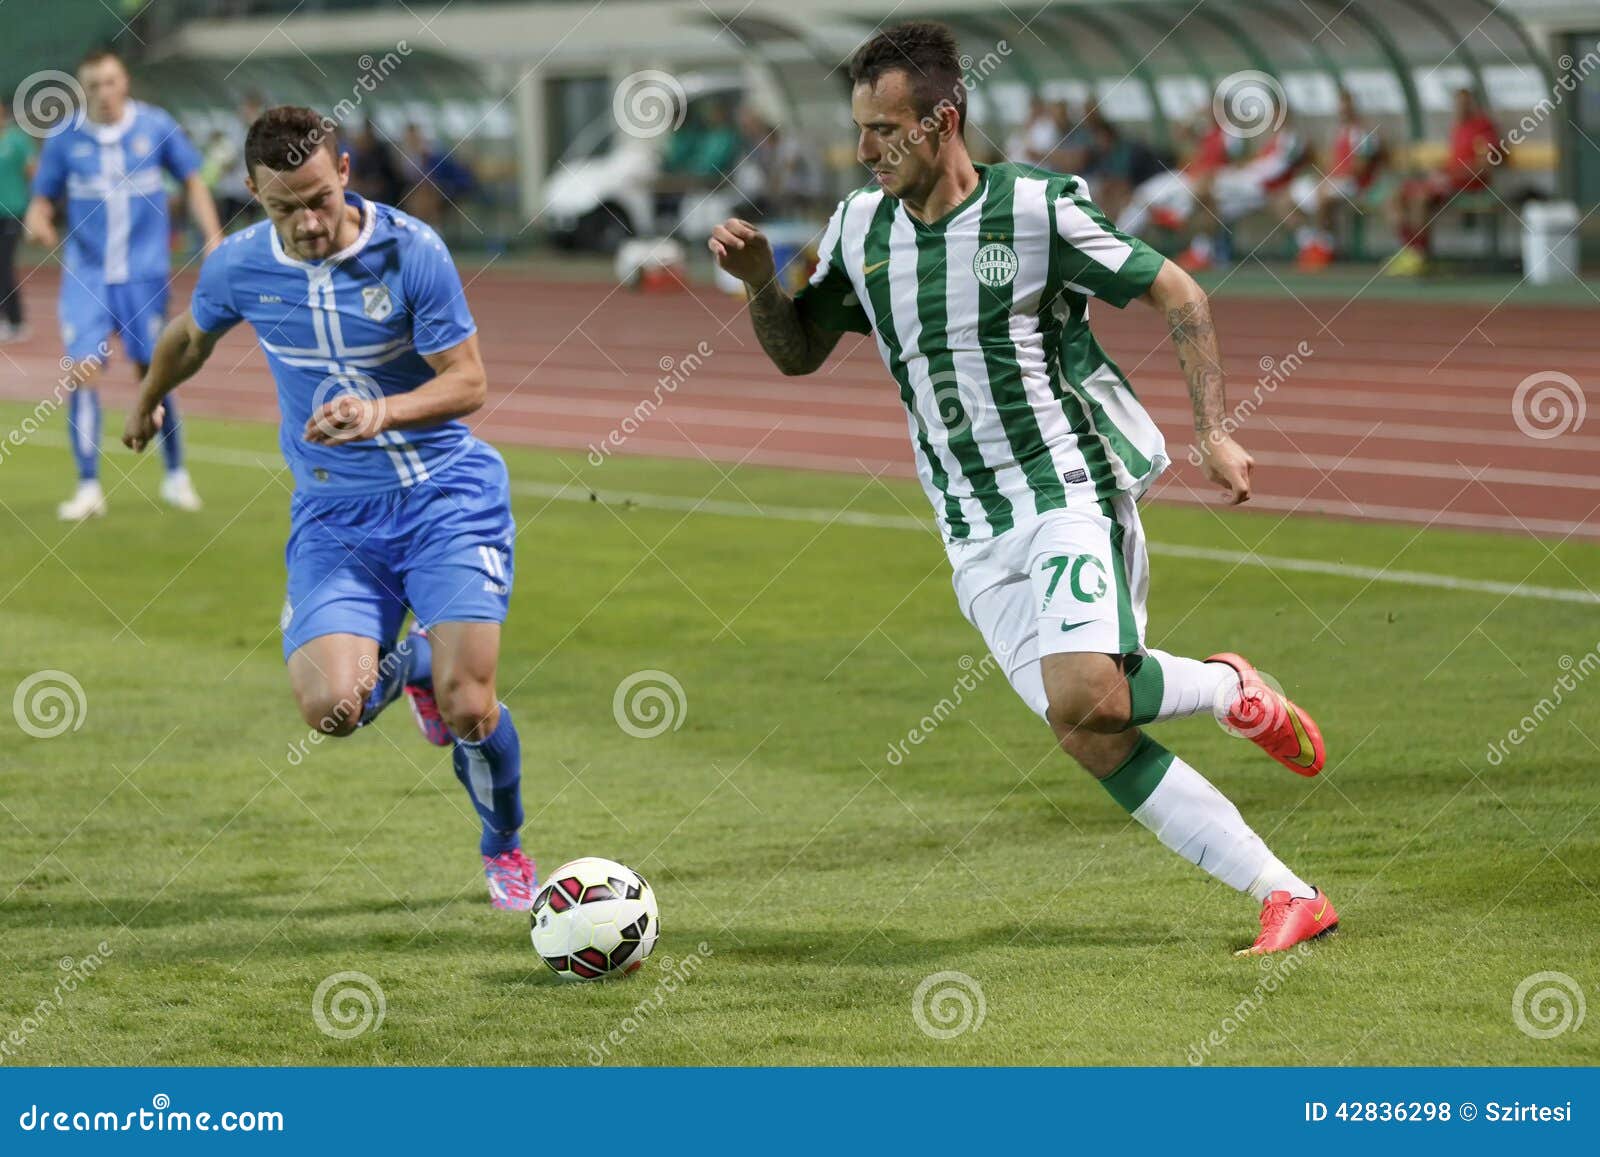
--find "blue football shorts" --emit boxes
[280,439,516,660]
[59,271,168,366]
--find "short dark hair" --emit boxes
[848,21,966,133]
[245,105,338,176]
[78,48,124,71]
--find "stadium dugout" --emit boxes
[10,0,1594,270]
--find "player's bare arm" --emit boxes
[22,194,58,249]
[709,218,843,375]
[122,309,224,451]
[184,172,226,255]
[302,333,488,447]
[1142,259,1254,505]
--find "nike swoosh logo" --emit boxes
[862,258,890,276]
[1312,900,1330,922]
[1286,707,1318,768]
[1059,619,1095,632]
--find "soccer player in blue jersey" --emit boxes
[120,106,536,911]
[24,49,222,520]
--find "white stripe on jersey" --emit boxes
[1054,197,1134,278]
[941,189,1015,526]
[99,144,131,285]
[1010,175,1093,506]
[885,206,998,538]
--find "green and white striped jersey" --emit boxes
[795,162,1170,542]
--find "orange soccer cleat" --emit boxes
[1207,652,1326,775]
[1236,889,1339,955]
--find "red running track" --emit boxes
[2,264,1596,539]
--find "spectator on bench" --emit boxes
[1386,87,1502,277]
[1289,87,1385,270]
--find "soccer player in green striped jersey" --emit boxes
[710,22,1339,955]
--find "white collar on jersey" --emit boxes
[85,101,139,145]
[269,192,376,271]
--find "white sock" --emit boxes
[1128,650,1237,725]
[1247,854,1317,903]
[1106,736,1313,899]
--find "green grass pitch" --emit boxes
[2,402,1597,1066]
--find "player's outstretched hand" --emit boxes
[304,395,386,446]
[1198,432,1253,505]
[121,405,165,453]
[708,219,777,286]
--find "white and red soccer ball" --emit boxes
[530,857,659,980]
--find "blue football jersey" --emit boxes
[189,194,479,496]
[32,101,201,284]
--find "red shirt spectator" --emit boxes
[1448,113,1500,189]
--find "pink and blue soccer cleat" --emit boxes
[483,847,538,911]
[403,626,451,746]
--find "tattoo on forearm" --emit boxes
[748,280,824,375]
[1166,299,1226,437]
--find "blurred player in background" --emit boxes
[1116,108,1240,238]
[1173,115,1308,271]
[1387,87,1501,276]
[0,99,37,343]
[1288,87,1384,270]
[712,22,1339,955]
[24,48,222,520]
[122,107,534,911]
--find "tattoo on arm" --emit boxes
[748,280,842,375]
[1166,298,1226,437]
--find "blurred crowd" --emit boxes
[652,96,825,223]
[197,95,483,233]
[996,87,1504,275]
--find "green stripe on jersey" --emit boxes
[860,198,967,539]
[1099,497,1139,653]
[1042,189,1120,503]
[975,170,1066,516]
[914,208,1014,536]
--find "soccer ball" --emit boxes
[530,857,659,980]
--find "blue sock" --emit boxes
[358,633,423,726]
[452,705,523,856]
[405,630,432,688]
[68,386,100,482]
[157,391,185,473]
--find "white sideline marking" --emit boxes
[502,480,1598,606]
[23,436,1600,607]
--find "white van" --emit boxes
[542,76,746,251]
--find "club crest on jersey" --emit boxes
[361,285,394,321]
[972,242,1018,288]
